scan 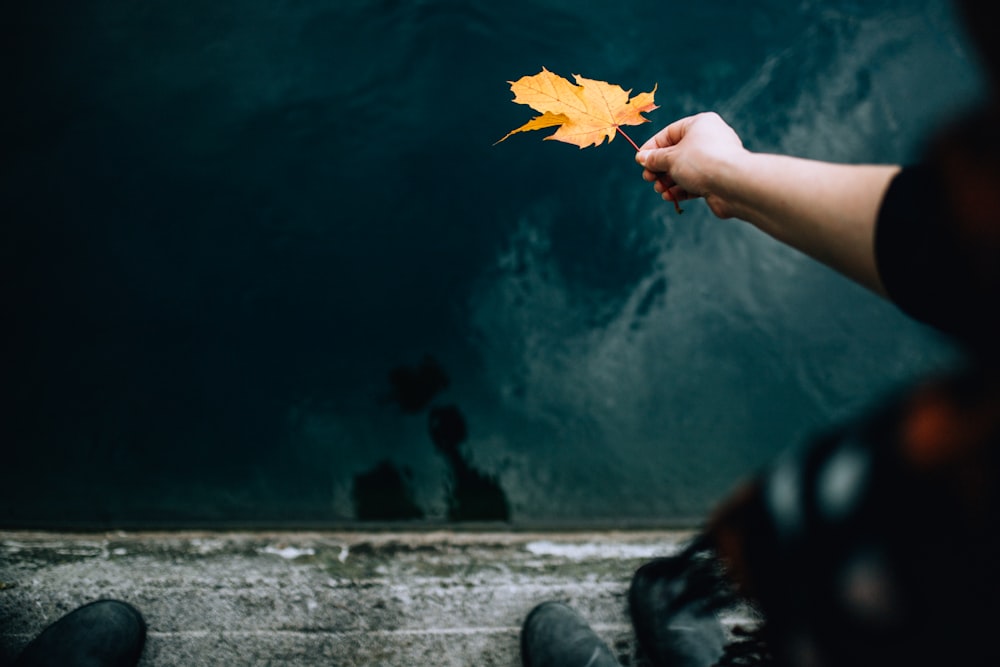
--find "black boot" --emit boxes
[520,601,621,667]
[629,554,729,667]
[14,599,146,667]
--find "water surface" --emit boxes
[1,0,983,524]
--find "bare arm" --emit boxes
[636,112,900,296]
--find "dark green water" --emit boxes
[1,0,985,525]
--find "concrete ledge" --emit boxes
[0,529,706,666]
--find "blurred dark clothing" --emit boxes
[876,108,1000,353]
[708,370,1000,667]
[703,106,1000,666]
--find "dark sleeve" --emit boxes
[874,164,980,342]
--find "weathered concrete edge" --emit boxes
[0,527,699,546]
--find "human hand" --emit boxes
[635,112,747,218]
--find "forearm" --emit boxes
[717,152,899,295]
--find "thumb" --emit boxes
[635,147,672,173]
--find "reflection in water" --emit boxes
[429,405,510,522]
[351,460,424,521]
[1,0,976,525]
[355,357,509,522]
[385,355,450,414]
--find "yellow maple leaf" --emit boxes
[496,67,658,149]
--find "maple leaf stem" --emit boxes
[615,125,641,152]
[616,126,683,214]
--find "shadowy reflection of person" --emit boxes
[355,356,509,522]
[385,355,449,414]
[351,459,424,521]
[350,355,451,521]
[429,405,509,523]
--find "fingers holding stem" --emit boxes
[656,176,685,214]
[652,173,687,211]
[617,126,683,214]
